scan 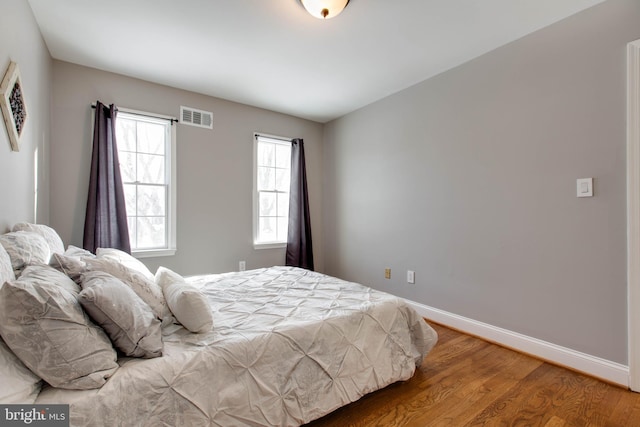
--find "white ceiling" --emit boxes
[27,0,605,123]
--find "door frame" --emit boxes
[627,39,640,392]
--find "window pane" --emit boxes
[275,168,290,192]
[137,185,166,216]
[277,217,289,242]
[258,142,274,167]
[123,184,137,215]
[136,217,166,248]
[259,191,276,216]
[127,217,137,248]
[115,111,173,253]
[277,193,289,218]
[275,144,291,169]
[119,151,136,183]
[259,217,276,243]
[137,153,165,184]
[255,136,291,246]
[257,166,275,191]
[137,122,165,155]
[116,118,136,151]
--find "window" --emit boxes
[253,134,291,248]
[115,109,176,257]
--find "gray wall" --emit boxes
[50,62,324,275]
[3,0,636,366]
[0,0,51,231]
[323,0,639,364]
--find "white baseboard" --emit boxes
[406,299,629,388]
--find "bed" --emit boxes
[0,224,438,426]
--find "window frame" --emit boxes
[116,107,177,258]
[253,132,292,250]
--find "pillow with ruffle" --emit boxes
[12,223,64,255]
[0,231,51,276]
[64,245,95,259]
[96,248,154,281]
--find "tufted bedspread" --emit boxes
[36,266,438,426]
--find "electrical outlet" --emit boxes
[407,270,415,284]
[385,268,391,279]
[239,261,246,271]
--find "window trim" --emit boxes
[117,107,177,258]
[253,132,292,250]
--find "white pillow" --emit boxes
[79,271,163,358]
[156,267,213,333]
[0,231,51,275]
[12,223,65,255]
[96,248,154,281]
[65,245,96,258]
[85,258,169,320]
[0,337,42,403]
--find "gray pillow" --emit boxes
[20,264,81,295]
[85,258,169,319]
[50,253,89,284]
[79,271,163,359]
[0,279,118,390]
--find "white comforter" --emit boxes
[37,266,438,426]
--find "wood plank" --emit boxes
[421,350,542,426]
[306,323,640,427]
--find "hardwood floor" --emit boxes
[306,322,640,426]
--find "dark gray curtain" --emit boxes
[286,138,314,270]
[83,101,131,254]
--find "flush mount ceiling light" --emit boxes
[300,0,350,19]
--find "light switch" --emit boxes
[581,182,589,192]
[577,178,593,198]
[407,270,415,284]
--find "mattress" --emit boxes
[36,266,438,426]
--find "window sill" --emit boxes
[132,249,176,258]
[254,242,286,250]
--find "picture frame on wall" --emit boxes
[0,61,27,152]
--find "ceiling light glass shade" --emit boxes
[300,0,350,19]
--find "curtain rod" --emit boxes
[91,104,178,125]
[254,133,293,142]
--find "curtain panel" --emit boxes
[83,101,131,254]
[286,138,314,270]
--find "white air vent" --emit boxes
[180,106,213,129]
